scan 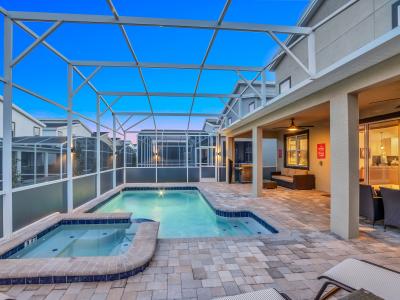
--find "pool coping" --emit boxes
[80,183,279,236]
[0,213,159,285]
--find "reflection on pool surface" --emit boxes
[94,189,274,238]
[10,223,136,259]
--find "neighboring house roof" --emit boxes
[138,129,207,134]
[91,132,110,137]
[11,136,67,145]
[40,118,92,134]
[220,80,275,117]
[0,95,46,128]
[269,0,324,71]
[202,118,219,131]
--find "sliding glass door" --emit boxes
[360,119,400,187]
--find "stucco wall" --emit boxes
[225,83,276,127]
[277,123,331,192]
[274,0,397,92]
[0,102,44,138]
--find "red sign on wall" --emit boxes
[278,149,283,159]
[317,143,326,159]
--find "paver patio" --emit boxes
[1,182,400,300]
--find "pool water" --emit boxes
[95,190,272,238]
[10,223,136,259]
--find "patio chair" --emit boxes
[315,258,400,300]
[380,187,400,230]
[359,184,384,226]
[213,288,291,300]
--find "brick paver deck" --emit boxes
[1,183,399,300]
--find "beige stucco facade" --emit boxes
[223,26,400,239]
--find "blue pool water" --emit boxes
[95,189,273,238]
[10,223,136,259]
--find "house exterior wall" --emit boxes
[276,123,331,192]
[0,102,44,138]
[274,0,397,92]
[224,83,276,127]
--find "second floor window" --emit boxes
[279,77,291,94]
[227,117,232,125]
[33,126,40,136]
[248,102,255,112]
[393,1,400,28]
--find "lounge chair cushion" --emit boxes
[213,288,286,300]
[281,168,289,176]
[321,258,400,300]
[293,169,308,176]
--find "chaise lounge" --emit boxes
[271,168,315,190]
[315,258,400,300]
[214,288,291,300]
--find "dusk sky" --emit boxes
[0,0,309,142]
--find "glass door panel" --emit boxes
[368,120,399,186]
[359,126,366,183]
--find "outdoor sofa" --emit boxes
[271,168,315,190]
[359,184,384,226]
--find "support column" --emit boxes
[123,131,126,184]
[155,132,158,183]
[308,31,317,77]
[186,133,189,183]
[44,152,49,177]
[33,145,37,184]
[3,16,13,238]
[330,93,359,239]
[225,136,234,183]
[66,64,73,212]
[96,95,101,197]
[252,127,263,197]
[16,151,22,177]
[112,113,116,189]
[261,71,267,104]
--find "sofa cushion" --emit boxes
[281,168,288,176]
[293,169,308,176]
[271,175,294,183]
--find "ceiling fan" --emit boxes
[273,118,314,132]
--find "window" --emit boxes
[11,122,16,137]
[227,117,232,125]
[279,77,291,94]
[33,126,40,136]
[284,131,309,169]
[393,1,400,28]
[248,102,255,112]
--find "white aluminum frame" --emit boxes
[0,1,318,238]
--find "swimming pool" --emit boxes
[94,188,276,238]
[9,223,136,259]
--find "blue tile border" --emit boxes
[0,262,150,285]
[0,218,131,260]
[90,186,279,234]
